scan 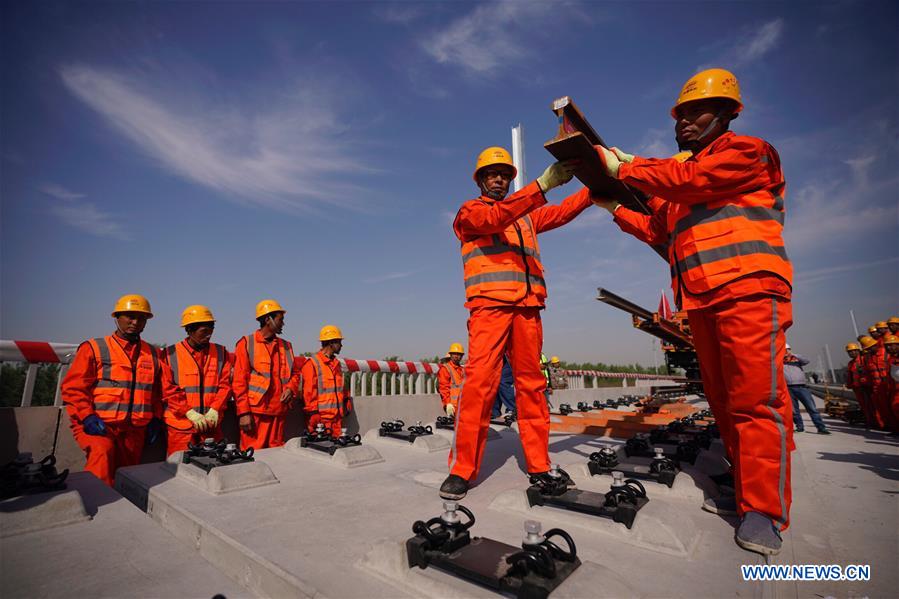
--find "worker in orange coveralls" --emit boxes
[62,294,182,486]
[439,146,592,501]
[888,316,899,335]
[302,325,353,437]
[591,68,794,555]
[438,343,465,417]
[161,305,233,456]
[232,300,300,449]
[883,335,899,433]
[844,342,874,428]
[857,336,885,430]
[861,335,893,432]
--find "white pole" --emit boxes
[824,344,837,384]
[511,124,527,193]
[849,310,860,339]
[816,354,827,383]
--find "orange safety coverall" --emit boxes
[161,340,233,455]
[845,355,874,427]
[62,334,183,486]
[232,330,301,449]
[449,181,593,481]
[438,362,465,410]
[887,353,899,426]
[611,131,795,530]
[301,351,352,437]
[863,350,892,431]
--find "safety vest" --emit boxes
[863,352,886,387]
[846,356,867,389]
[309,352,351,419]
[444,363,464,407]
[242,334,294,407]
[163,341,228,429]
[666,137,793,296]
[461,202,546,303]
[87,335,159,426]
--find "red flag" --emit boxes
[658,291,672,320]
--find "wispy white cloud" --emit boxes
[373,2,427,24]
[796,256,899,286]
[364,270,419,284]
[422,1,587,75]
[38,183,85,201]
[698,18,784,70]
[634,127,675,158]
[844,154,876,189]
[60,64,372,214]
[39,184,130,240]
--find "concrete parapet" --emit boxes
[283,436,385,468]
[0,488,90,538]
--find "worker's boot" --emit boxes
[439,474,469,500]
[702,495,738,516]
[735,511,782,555]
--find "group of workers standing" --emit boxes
[61,296,353,486]
[845,318,899,432]
[441,67,799,557]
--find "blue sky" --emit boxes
[2,1,896,371]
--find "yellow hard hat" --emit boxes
[845,342,860,352]
[448,343,464,355]
[875,321,888,329]
[473,146,517,182]
[859,336,878,350]
[888,316,899,325]
[883,334,899,346]
[319,325,343,342]
[868,326,878,334]
[112,294,153,318]
[550,356,560,364]
[672,68,743,119]
[255,299,285,319]
[181,304,215,327]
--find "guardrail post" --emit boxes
[21,364,38,407]
[54,364,69,406]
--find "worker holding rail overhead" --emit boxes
[591,68,794,556]
[61,294,182,486]
[232,300,301,449]
[439,146,593,501]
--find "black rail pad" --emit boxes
[526,486,648,530]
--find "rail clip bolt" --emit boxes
[523,520,545,545]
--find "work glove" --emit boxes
[238,413,255,434]
[204,407,220,430]
[536,159,579,192]
[146,417,163,446]
[611,147,635,163]
[279,388,294,404]
[82,414,107,436]
[445,404,456,418]
[591,195,620,213]
[595,145,622,178]
[185,409,208,433]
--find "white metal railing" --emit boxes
[1,339,682,407]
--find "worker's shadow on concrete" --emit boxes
[816,450,899,483]
[470,430,530,484]
[547,434,614,461]
[824,422,899,444]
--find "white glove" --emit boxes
[445,404,456,417]
[185,409,208,432]
[536,159,579,191]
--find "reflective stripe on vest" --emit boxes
[447,363,464,406]
[311,353,347,416]
[165,342,227,422]
[667,145,792,295]
[460,207,546,303]
[244,335,294,402]
[89,336,158,425]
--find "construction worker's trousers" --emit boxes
[239,413,286,450]
[688,295,794,530]
[166,425,223,457]
[449,306,550,482]
[305,412,343,437]
[71,420,146,487]
[873,384,898,432]
[853,388,876,428]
